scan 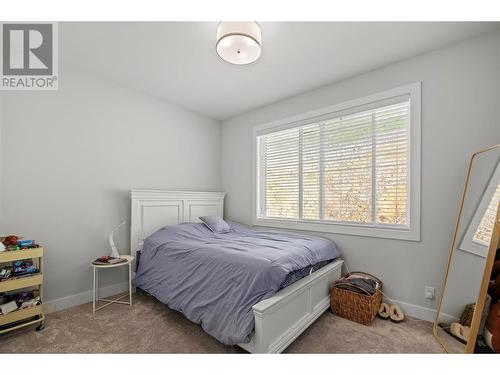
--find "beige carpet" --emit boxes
[0,292,445,353]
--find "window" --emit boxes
[473,183,500,246]
[254,83,421,241]
[460,160,500,257]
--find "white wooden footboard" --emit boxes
[238,259,343,353]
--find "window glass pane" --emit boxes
[323,113,373,223]
[302,124,321,220]
[374,102,409,225]
[262,128,300,219]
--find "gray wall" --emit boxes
[0,66,221,305]
[221,30,500,317]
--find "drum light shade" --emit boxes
[216,22,262,65]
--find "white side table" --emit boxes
[92,255,134,314]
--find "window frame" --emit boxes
[252,82,421,241]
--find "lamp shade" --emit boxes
[216,22,262,65]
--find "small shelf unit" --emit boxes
[0,247,45,334]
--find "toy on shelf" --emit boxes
[1,235,40,252]
[2,235,18,246]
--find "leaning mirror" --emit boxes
[433,144,500,354]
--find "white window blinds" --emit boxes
[473,183,500,246]
[257,98,410,227]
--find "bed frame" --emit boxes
[130,189,343,353]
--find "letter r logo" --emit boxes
[2,24,53,75]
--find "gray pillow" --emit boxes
[199,216,231,234]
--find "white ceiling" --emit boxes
[61,22,498,120]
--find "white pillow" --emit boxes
[199,216,231,234]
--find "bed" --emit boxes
[130,190,344,353]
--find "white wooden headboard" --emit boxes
[130,190,225,260]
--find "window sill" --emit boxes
[253,218,420,241]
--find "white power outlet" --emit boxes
[424,286,435,300]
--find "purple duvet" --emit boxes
[133,221,339,345]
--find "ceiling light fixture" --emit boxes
[216,22,262,65]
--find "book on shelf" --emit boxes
[92,256,126,265]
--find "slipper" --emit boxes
[389,304,405,322]
[450,322,470,342]
[378,302,390,319]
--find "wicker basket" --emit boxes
[459,303,475,327]
[330,272,382,326]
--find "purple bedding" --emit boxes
[132,221,340,345]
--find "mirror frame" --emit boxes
[433,143,500,353]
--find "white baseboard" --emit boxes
[44,282,129,313]
[385,298,458,322]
